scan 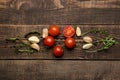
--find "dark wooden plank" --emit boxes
[0,60,120,80]
[0,25,120,60]
[0,0,120,24]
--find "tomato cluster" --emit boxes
[43,25,76,57]
[63,25,76,49]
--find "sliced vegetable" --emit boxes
[63,25,75,38]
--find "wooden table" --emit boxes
[0,0,120,80]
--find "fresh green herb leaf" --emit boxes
[98,37,117,51]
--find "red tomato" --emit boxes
[49,25,60,36]
[63,25,75,38]
[44,36,55,47]
[65,38,76,49]
[53,46,63,57]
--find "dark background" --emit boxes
[0,0,120,80]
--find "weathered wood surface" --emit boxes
[0,25,120,60]
[0,0,120,80]
[0,0,120,24]
[0,60,120,80]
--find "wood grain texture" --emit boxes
[0,0,120,24]
[0,25,120,60]
[0,1,120,80]
[0,60,120,80]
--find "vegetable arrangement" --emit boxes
[6,25,118,57]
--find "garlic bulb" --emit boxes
[42,28,48,38]
[76,26,81,36]
[82,43,93,49]
[83,36,93,43]
[28,36,40,43]
[31,43,40,51]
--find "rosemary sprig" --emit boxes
[81,29,108,36]
[14,42,38,53]
[14,43,26,49]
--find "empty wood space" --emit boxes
[0,60,120,80]
[0,0,120,24]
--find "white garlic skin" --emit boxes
[82,43,93,49]
[83,36,93,43]
[28,36,40,43]
[31,43,40,51]
[42,28,48,38]
[76,27,81,37]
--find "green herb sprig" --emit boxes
[17,49,37,54]
[85,37,118,53]
[6,38,19,42]
[81,29,108,36]
[98,37,117,51]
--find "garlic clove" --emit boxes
[83,36,93,43]
[28,36,40,43]
[31,43,40,51]
[76,26,81,37]
[82,43,93,49]
[42,28,48,38]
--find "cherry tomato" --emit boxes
[65,38,76,49]
[49,25,60,36]
[63,25,75,38]
[44,36,55,47]
[53,46,63,57]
